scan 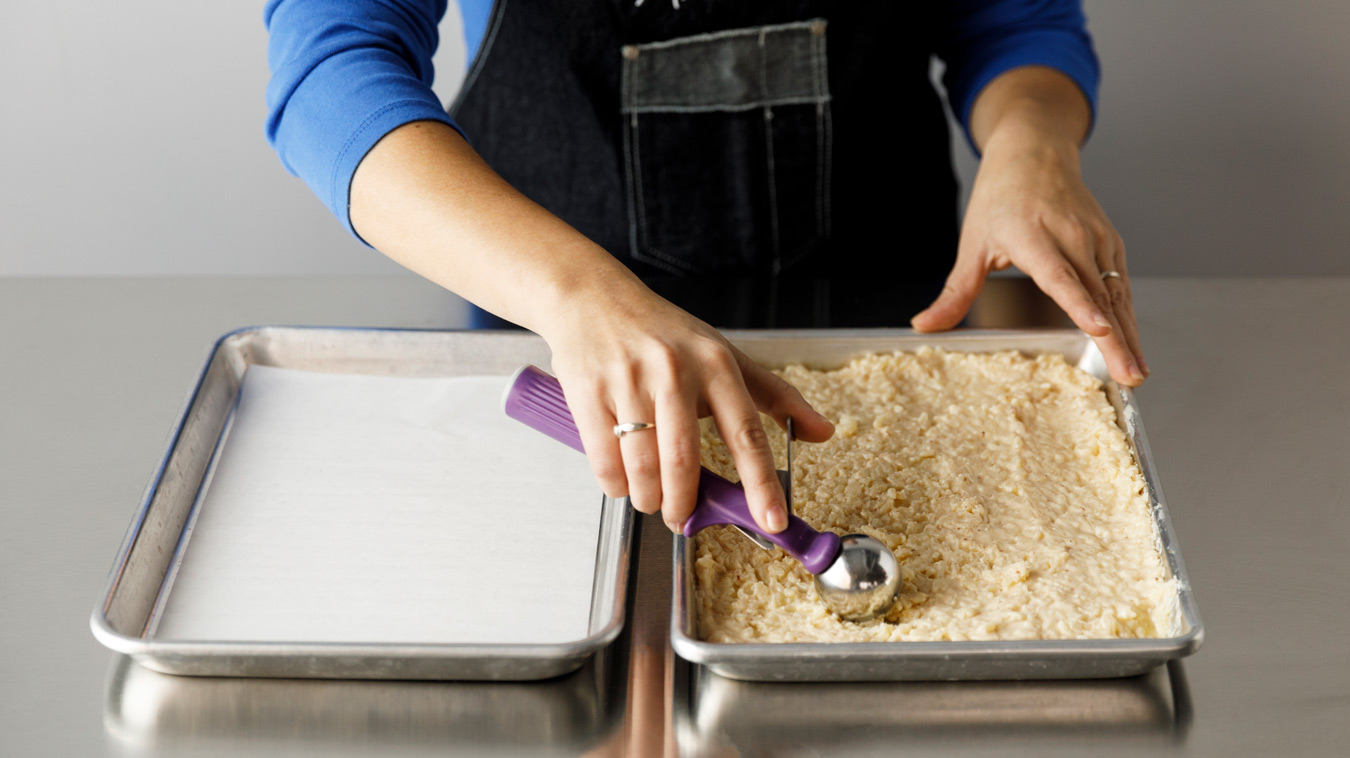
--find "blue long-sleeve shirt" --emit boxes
[264,0,1099,238]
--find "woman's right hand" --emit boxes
[540,278,834,534]
[349,121,831,531]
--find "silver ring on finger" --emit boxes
[613,421,656,438]
[1100,270,1123,281]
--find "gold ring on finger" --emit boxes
[1100,270,1123,281]
[613,421,656,438]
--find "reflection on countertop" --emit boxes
[103,646,627,757]
[105,508,1192,758]
[675,659,1191,757]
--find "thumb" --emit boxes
[911,252,988,333]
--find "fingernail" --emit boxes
[1128,361,1145,383]
[666,518,684,534]
[1092,311,1112,330]
[766,505,787,533]
[815,409,834,428]
[1139,356,1150,377]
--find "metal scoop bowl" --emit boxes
[503,365,901,623]
[813,534,901,622]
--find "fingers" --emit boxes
[568,388,629,502]
[706,363,788,535]
[559,333,798,537]
[1098,271,1146,384]
[1102,236,1149,379]
[1105,280,1147,378]
[1013,231,1114,339]
[615,392,662,517]
[1050,220,1145,386]
[614,362,785,534]
[734,349,834,443]
[910,251,988,333]
[1027,221,1144,386]
[654,386,701,531]
[1009,231,1136,387]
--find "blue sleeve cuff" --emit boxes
[950,35,1099,152]
[264,0,462,243]
[938,2,1100,154]
[329,104,463,242]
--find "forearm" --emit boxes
[968,65,1092,158]
[349,120,649,337]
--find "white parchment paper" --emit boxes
[153,366,603,644]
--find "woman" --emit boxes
[265,0,1144,538]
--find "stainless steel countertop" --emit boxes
[3,276,1347,757]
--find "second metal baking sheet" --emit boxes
[670,329,1203,681]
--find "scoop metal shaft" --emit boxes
[503,365,901,622]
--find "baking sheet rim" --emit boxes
[89,325,633,680]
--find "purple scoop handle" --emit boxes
[502,365,841,575]
[682,469,841,574]
[502,365,587,454]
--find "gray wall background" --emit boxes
[3,2,1346,277]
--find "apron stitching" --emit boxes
[630,19,821,52]
[621,82,685,274]
[760,29,782,276]
[764,115,781,275]
[622,95,645,264]
[629,112,651,266]
[813,31,826,245]
[643,245,697,271]
[622,97,827,114]
[783,20,831,271]
[817,28,833,241]
[823,114,833,242]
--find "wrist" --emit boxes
[969,66,1091,156]
[525,246,654,344]
[981,115,1082,174]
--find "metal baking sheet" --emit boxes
[671,328,1204,681]
[91,327,633,680]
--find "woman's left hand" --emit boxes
[911,68,1147,387]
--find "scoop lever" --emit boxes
[681,469,841,574]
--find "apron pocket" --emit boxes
[620,20,832,276]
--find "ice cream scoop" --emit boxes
[502,365,901,623]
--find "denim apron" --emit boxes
[453,0,958,328]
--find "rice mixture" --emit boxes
[694,347,1177,643]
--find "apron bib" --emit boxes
[453,0,957,327]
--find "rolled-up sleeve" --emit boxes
[264,0,464,237]
[936,0,1100,148]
